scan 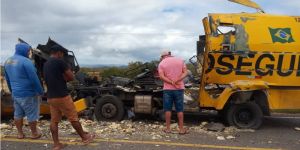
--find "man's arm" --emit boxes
[60,60,74,82]
[175,66,188,84]
[158,65,176,86]
[24,61,44,95]
[4,69,12,93]
[63,69,74,82]
[159,71,175,85]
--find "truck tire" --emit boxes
[95,95,124,121]
[226,102,263,129]
[218,109,228,125]
[156,109,165,121]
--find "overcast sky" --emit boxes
[1,0,300,65]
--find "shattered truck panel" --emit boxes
[207,13,300,52]
[198,11,300,112]
[203,13,300,86]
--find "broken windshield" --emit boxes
[217,26,235,35]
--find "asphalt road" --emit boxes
[1,113,300,150]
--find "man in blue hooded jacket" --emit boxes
[4,42,44,139]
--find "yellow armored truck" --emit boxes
[196,0,300,128]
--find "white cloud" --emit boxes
[1,0,299,65]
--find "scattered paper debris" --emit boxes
[0,124,10,129]
[268,140,272,144]
[217,136,226,140]
[226,135,235,139]
[0,118,259,141]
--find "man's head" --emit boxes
[160,50,171,60]
[15,43,31,58]
[50,45,65,58]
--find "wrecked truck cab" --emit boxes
[202,13,300,85]
[34,37,80,77]
[197,2,300,129]
[206,13,299,52]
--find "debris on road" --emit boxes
[268,140,272,144]
[294,127,300,131]
[204,122,225,132]
[226,135,235,139]
[0,118,257,141]
[0,123,10,129]
[43,144,48,148]
[217,136,225,140]
[223,126,255,133]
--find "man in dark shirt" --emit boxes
[43,45,94,150]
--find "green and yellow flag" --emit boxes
[269,27,295,43]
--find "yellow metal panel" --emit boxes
[74,98,88,112]
[268,89,300,110]
[208,13,300,52]
[199,13,300,111]
[244,15,300,52]
[204,52,300,86]
[228,0,264,12]
[199,80,268,110]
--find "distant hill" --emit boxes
[80,64,127,68]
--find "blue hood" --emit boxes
[5,42,44,97]
[15,43,31,58]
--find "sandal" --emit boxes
[178,128,188,135]
[163,128,171,134]
[52,143,67,150]
[82,133,95,145]
[17,134,25,139]
[31,133,42,139]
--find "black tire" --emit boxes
[226,102,263,129]
[85,96,94,107]
[218,109,228,125]
[157,109,165,121]
[94,95,125,121]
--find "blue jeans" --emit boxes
[163,90,184,112]
[13,96,40,122]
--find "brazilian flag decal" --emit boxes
[269,27,295,43]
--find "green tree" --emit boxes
[101,67,126,79]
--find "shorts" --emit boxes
[47,95,79,123]
[163,90,184,112]
[13,96,40,122]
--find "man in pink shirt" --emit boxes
[158,51,188,134]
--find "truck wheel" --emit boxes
[157,110,165,121]
[226,102,263,129]
[218,109,228,125]
[95,95,124,121]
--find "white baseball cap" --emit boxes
[160,50,171,57]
